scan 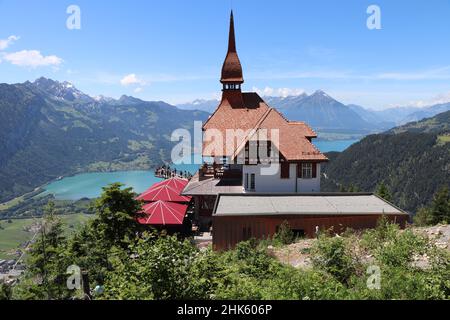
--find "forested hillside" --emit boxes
[0,78,209,203]
[322,111,450,213]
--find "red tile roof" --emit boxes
[203,92,328,162]
[203,93,269,157]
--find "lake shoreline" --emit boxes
[1,138,360,206]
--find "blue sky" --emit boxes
[1,0,450,109]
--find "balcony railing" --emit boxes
[199,164,242,180]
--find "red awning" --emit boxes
[137,183,192,203]
[152,177,189,191]
[138,200,188,225]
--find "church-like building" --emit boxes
[183,11,327,204]
[182,11,408,250]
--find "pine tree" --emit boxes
[376,182,393,202]
[90,183,143,249]
[413,207,434,226]
[430,185,450,224]
[15,201,69,299]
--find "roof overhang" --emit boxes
[213,193,409,217]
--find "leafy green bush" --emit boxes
[360,215,399,251]
[355,218,450,300]
[311,235,359,284]
[0,282,12,300]
[376,229,429,268]
[414,207,434,226]
[102,233,198,300]
[272,220,295,245]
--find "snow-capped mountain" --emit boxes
[30,77,94,103]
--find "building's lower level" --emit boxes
[211,193,409,251]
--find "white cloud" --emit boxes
[277,88,305,98]
[2,50,63,68]
[134,87,143,93]
[120,73,147,86]
[252,86,305,98]
[252,86,274,96]
[402,91,450,108]
[0,35,19,50]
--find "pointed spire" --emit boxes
[221,10,244,85]
[228,10,237,53]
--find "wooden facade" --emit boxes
[212,214,408,251]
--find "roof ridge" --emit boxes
[271,108,290,123]
[202,100,222,128]
[283,115,318,137]
[231,108,275,159]
[272,108,318,137]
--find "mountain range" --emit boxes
[1,77,450,206]
[178,91,450,133]
[0,78,209,203]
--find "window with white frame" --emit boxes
[301,163,312,179]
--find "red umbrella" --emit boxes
[138,200,188,225]
[137,183,192,203]
[153,177,189,191]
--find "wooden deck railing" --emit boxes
[199,165,242,180]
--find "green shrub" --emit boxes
[376,229,429,268]
[102,233,201,300]
[273,220,295,245]
[311,235,358,284]
[232,240,274,279]
[414,207,434,226]
[260,267,348,300]
[0,282,12,300]
[360,215,399,251]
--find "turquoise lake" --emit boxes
[314,139,358,153]
[44,139,358,200]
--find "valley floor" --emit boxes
[0,214,92,260]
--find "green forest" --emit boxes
[0,79,208,204]
[322,111,450,213]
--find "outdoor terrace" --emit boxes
[199,163,243,181]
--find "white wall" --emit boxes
[297,163,321,192]
[243,163,321,193]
